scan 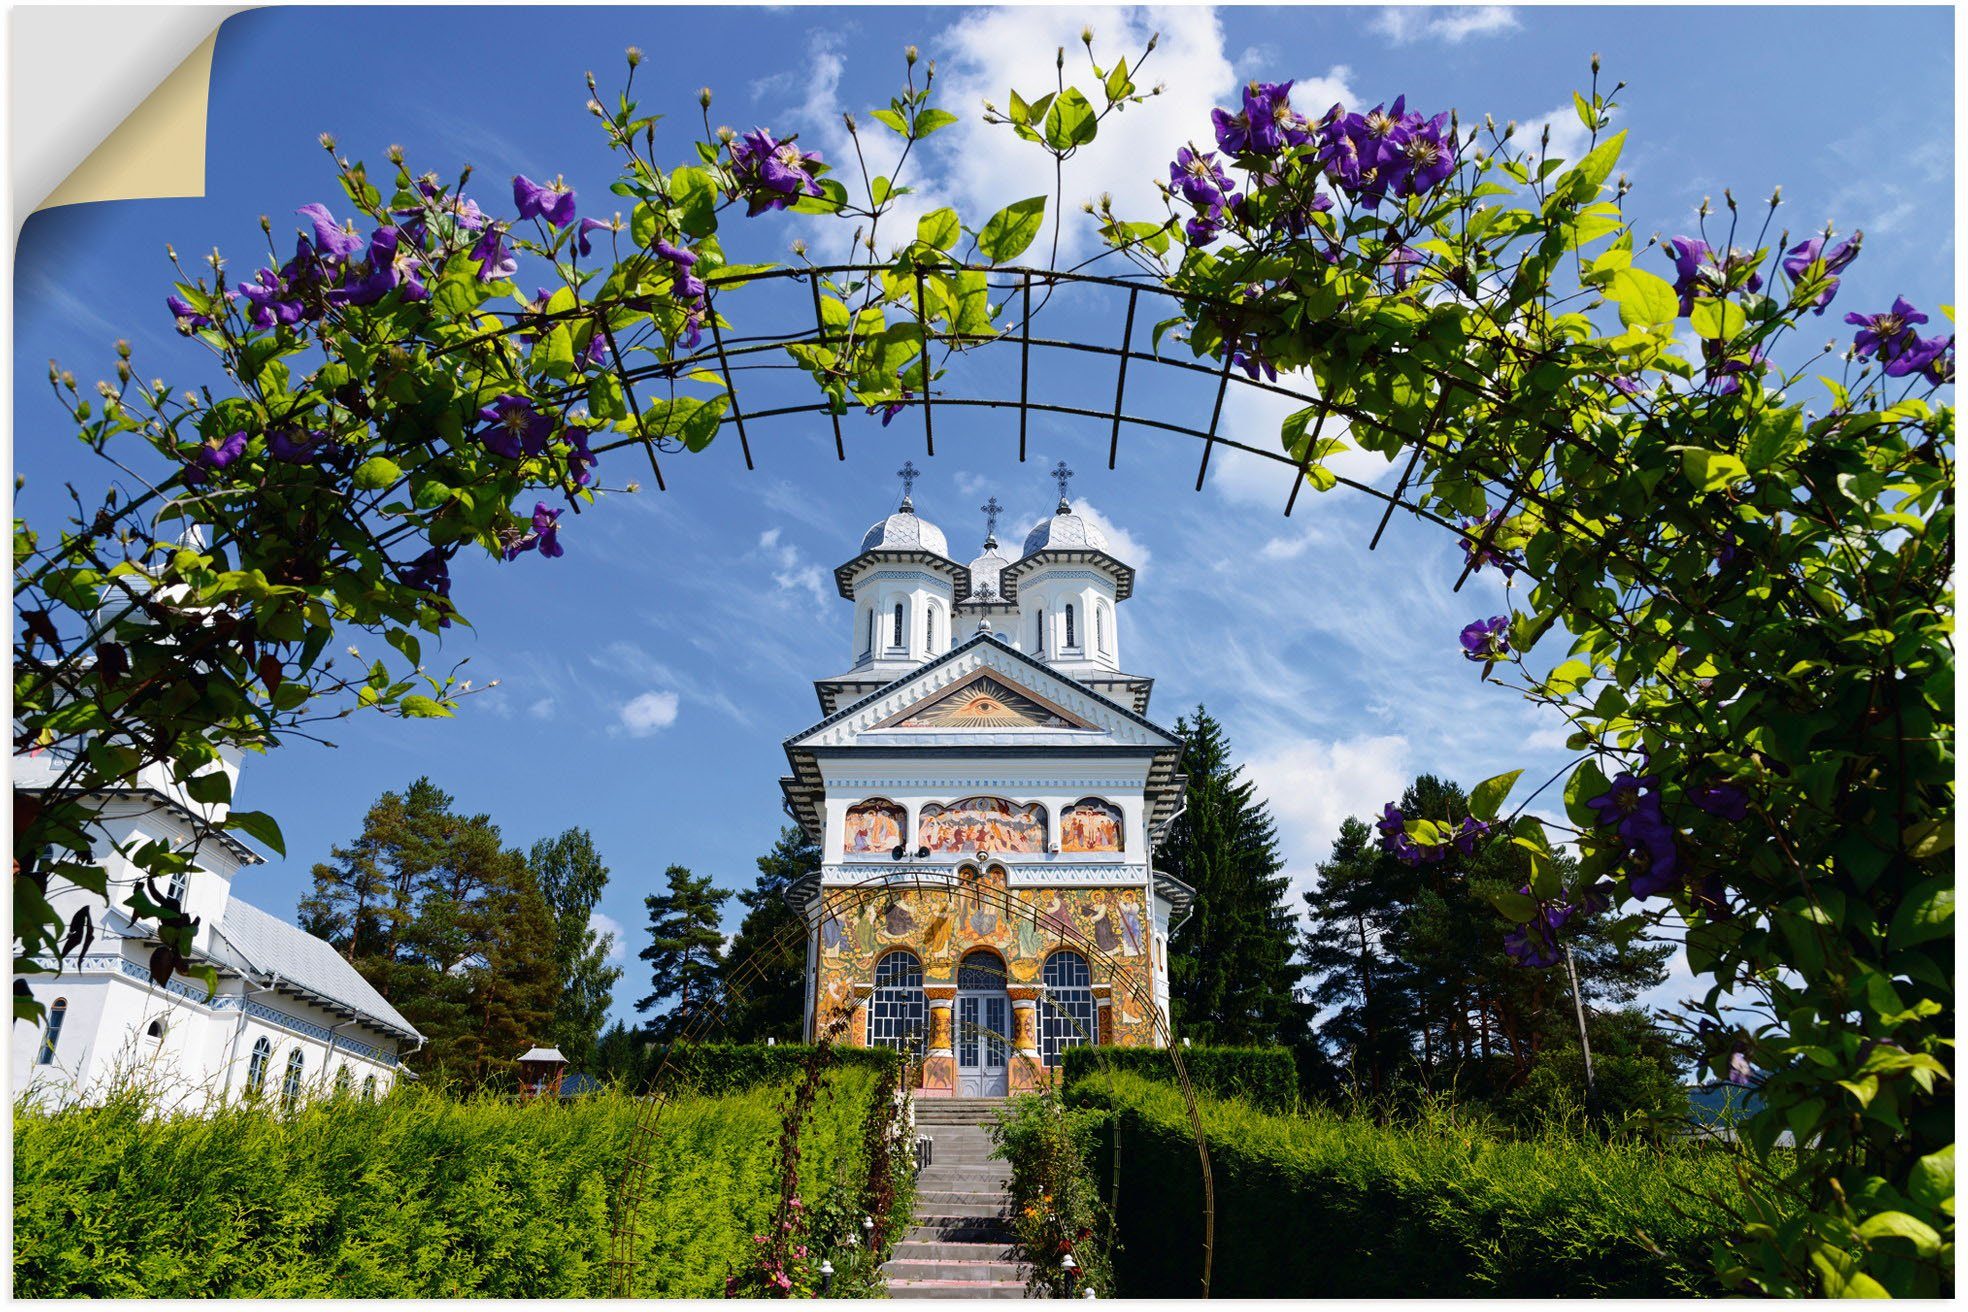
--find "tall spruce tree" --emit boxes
[529,827,623,1070]
[299,778,558,1087]
[1162,706,1304,1046]
[718,826,818,1042]
[635,864,730,1041]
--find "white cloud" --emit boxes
[619,690,681,735]
[1067,498,1150,569]
[1243,733,1412,900]
[1207,370,1385,509]
[1521,101,1598,174]
[1372,6,1519,45]
[527,696,556,720]
[758,527,830,608]
[589,910,628,963]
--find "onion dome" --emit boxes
[1020,496,1112,557]
[963,533,1012,605]
[858,494,949,558]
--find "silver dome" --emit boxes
[1020,499,1111,557]
[858,497,950,558]
[965,538,1011,601]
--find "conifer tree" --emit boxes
[718,826,819,1042]
[299,777,557,1087]
[636,864,730,1041]
[1163,706,1304,1046]
[529,827,623,1070]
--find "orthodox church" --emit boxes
[782,463,1193,1096]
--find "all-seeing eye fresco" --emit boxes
[842,799,905,854]
[1060,798,1123,852]
[917,796,1047,853]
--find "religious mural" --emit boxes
[842,799,905,854]
[894,675,1077,729]
[814,879,1157,1052]
[917,796,1047,853]
[1060,798,1124,852]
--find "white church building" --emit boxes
[13,747,421,1110]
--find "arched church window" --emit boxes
[247,1036,272,1096]
[282,1049,306,1111]
[1096,603,1106,653]
[926,602,937,650]
[893,601,905,648]
[335,1065,353,1097]
[167,868,188,907]
[1040,951,1097,1067]
[362,1074,378,1101]
[1065,604,1077,648]
[866,607,877,655]
[146,1017,168,1043]
[1035,608,1045,655]
[36,998,66,1065]
[868,950,926,1056]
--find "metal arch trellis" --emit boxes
[606,866,1215,1300]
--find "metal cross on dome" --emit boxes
[896,460,920,501]
[980,496,1003,539]
[1051,460,1074,503]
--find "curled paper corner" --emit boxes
[32,19,230,220]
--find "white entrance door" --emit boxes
[956,991,1010,1097]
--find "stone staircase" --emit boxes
[885,1099,1028,1299]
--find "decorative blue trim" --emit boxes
[828,778,1142,789]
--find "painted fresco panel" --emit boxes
[842,799,905,854]
[813,879,1158,1048]
[1059,798,1124,852]
[916,797,1047,854]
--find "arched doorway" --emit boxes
[955,948,1011,1097]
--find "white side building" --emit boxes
[13,749,422,1110]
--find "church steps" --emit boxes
[884,1278,1031,1300]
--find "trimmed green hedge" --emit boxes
[645,1041,902,1096]
[14,1069,898,1297]
[1071,1072,1741,1297]
[1060,1044,1298,1111]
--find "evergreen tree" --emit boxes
[1297,817,1412,1099]
[300,778,558,1087]
[1162,706,1304,1046]
[529,827,624,1070]
[718,826,818,1042]
[635,864,730,1041]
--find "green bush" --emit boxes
[637,1041,903,1095]
[991,1091,1114,1297]
[1071,1072,1744,1298]
[1060,1045,1298,1111]
[14,1068,900,1297]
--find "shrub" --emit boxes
[990,1090,1113,1297]
[13,1069,898,1297]
[1071,1072,1744,1298]
[636,1041,903,1095]
[1060,1044,1298,1111]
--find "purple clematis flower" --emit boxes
[1690,781,1749,822]
[1664,237,1764,316]
[267,428,327,463]
[184,430,249,486]
[565,427,599,487]
[1846,298,1950,377]
[1240,80,1312,155]
[1386,244,1426,290]
[1459,615,1510,663]
[477,394,553,459]
[1586,771,1681,897]
[469,225,518,283]
[531,502,564,558]
[239,267,305,330]
[575,216,615,257]
[1925,340,1956,386]
[398,546,455,627]
[1385,111,1458,198]
[513,174,578,228]
[1703,343,1771,397]
[330,227,427,307]
[1458,511,1515,577]
[167,293,218,332]
[1609,374,1644,398]
[1452,815,1492,857]
[1375,802,1406,842]
[1780,233,1861,314]
[1184,205,1228,246]
[1727,1049,1754,1087]
[727,129,826,216]
[1170,146,1236,208]
[296,203,364,262]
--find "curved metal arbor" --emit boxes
[607,867,1216,1298]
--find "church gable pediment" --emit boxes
[878,671,1090,731]
[785,636,1177,752]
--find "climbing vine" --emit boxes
[16,31,1950,1299]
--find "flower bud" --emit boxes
[1081,25,1093,44]
[46,359,58,382]
[791,238,807,256]
[625,45,643,67]
[716,125,736,144]
[1591,52,1601,74]
[61,371,76,389]
[1503,120,1517,139]
[386,143,404,165]
[842,112,857,134]
[1767,186,1781,208]
[699,86,713,108]
[318,132,337,151]
[259,214,271,233]
[1724,187,1737,211]
[905,44,918,65]
[1147,31,1159,51]
[626,481,641,493]
[1056,46,1065,70]
[116,339,131,358]
[585,70,598,94]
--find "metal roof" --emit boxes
[215,897,422,1042]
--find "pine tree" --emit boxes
[719,826,818,1042]
[1163,706,1305,1046]
[529,827,624,1070]
[298,778,557,1088]
[636,864,730,1041]
[1297,817,1413,1099]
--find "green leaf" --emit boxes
[1470,769,1523,822]
[1690,296,1747,340]
[1908,1145,1954,1217]
[1888,879,1953,949]
[1568,129,1624,194]
[1856,1211,1943,1258]
[1608,266,1678,328]
[1103,57,1132,102]
[1042,88,1097,149]
[1564,760,1612,829]
[225,810,286,857]
[914,108,958,136]
[1487,889,1540,923]
[399,695,451,719]
[916,207,961,252]
[185,770,232,806]
[352,456,401,491]
[868,108,908,135]
[977,196,1046,264]
[1681,447,1749,492]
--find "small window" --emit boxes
[36,998,67,1065]
[334,1065,353,1096]
[1041,951,1097,1066]
[282,1049,306,1111]
[866,607,877,655]
[146,1017,167,1043]
[167,869,189,907]
[1065,604,1077,648]
[925,604,936,650]
[892,601,905,648]
[1096,603,1106,653]
[362,1074,378,1101]
[247,1036,272,1095]
[1035,608,1045,655]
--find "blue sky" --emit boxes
[15,5,1954,1031]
